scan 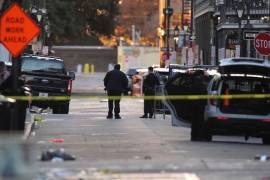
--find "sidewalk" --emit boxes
[23,112,34,140]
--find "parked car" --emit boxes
[125,68,147,95]
[20,55,75,114]
[164,69,213,125]
[153,68,169,85]
[204,58,270,144]
[164,58,270,144]
[125,68,140,95]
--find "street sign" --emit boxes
[0,3,41,57]
[160,47,173,52]
[163,8,173,16]
[244,31,259,40]
[254,32,270,56]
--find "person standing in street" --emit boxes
[189,70,208,141]
[104,64,128,119]
[0,61,12,94]
[140,67,160,118]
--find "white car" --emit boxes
[204,58,270,144]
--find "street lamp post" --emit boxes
[30,6,47,54]
[174,26,179,51]
[235,1,245,57]
[163,0,173,67]
[183,25,189,65]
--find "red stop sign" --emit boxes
[254,32,270,56]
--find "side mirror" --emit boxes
[68,71,76,80]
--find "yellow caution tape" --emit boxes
[1,94,270,101]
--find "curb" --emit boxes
[23,116,35,140]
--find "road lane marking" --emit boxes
[80,125,101,127]
[90,133,128,136]
[84,173,200,180]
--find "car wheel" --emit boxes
[202,122,212,142]
[191,120,212,142]
[52,106,61,114]
[262,137,270,145]
[52,103,69,114]
[61,103,69,114]
[191,121,202,141]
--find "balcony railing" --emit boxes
[214,0,270,16]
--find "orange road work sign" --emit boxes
[0,3,41,57]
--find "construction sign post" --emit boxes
[0,3,41,57]
[0,3,40,130]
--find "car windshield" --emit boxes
[220,77,270,115]
[21,57,66,74]
[126,68,138,76]
[222,77,270,94]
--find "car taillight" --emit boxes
[262,119,270,123]
[67,80,72,94]
[217,116,228,121]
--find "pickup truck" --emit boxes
[20,55,75,114]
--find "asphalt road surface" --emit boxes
[24,74,270,179]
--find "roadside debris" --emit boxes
[48,139,65,143]
[143,155,152,160]
[40,148,76,162]
[33,114,43,129]
[254,155,270,162]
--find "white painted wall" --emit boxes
[118,46,160,72]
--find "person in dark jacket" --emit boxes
[104,64,128,119]
[0,61,28,131]
[140,67,160,118]
[0,61,12,94]
[189,70,208,141]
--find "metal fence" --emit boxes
[153,85,169,119]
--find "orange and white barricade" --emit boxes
[132,74,143,96]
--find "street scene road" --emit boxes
[0,1,270,180]
[24,73,270,180]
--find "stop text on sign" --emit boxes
[255,39,270,49]
[254,32,270,56]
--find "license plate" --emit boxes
[39,92,48,97]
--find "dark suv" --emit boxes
[164,58,270,144]
[20,55,75,114]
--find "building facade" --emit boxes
[215,0,270,61]
[194,0,270,65]
[193,0,215,65]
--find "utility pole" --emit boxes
[166,0,170,60]
[163,0,173,67]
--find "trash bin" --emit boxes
[0,97,15,131]
[15,100,27,131]
[0,93,28,132]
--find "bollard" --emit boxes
[76,64,82,74]
[84,64,90,75]
[90,64,95,75]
